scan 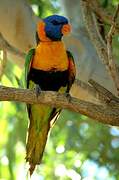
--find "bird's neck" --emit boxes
[32,41,68,71]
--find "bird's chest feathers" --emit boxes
[32,42,68,71]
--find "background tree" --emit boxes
[0,0,119,179]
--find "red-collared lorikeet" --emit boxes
[25,15,76,175]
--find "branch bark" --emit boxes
[106,5,119,94]
[0,84,119,126]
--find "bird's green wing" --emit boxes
[25,48,35,87]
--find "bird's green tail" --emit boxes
[26,103,52,175]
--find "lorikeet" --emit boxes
[25,15,76,175]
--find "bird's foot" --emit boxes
[65,92,71,102]
[35,84,41,98]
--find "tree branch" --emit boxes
[80,0,119,95]
[88,0,119,34]
[0,84,119,126]
[106,5,119,94]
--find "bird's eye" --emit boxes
[52,20,59,25]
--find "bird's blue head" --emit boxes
[37,15,71,41]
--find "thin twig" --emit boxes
[88,0,119,34]
[107,5,119,94]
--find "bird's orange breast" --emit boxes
[31,41,68,71]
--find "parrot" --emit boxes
[25,14,76,175]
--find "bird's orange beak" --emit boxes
[61,24,71,35]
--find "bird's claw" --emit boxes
[65,92,71,102]
[35,84,41,98]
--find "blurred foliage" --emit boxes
[28,0,60,18]
[0,0,119,180]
